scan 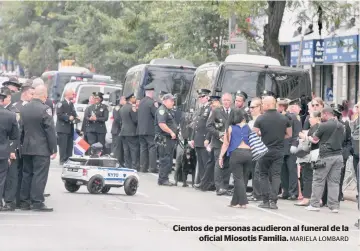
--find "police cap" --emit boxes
[276,98,290,106]
[91,142,103,151]
[92,92,104,99]
[261,90,276,98]
[125,93,135,100]
[196,89,211,97]
[333,108,342,118]
[289,98,301,106]
[0,86,11,96]
[162,93,175,101]
[235,90,248,100]
[144,83,155,91]
[209,95,221,102]
[2,77,22,89]
[160,91,168,96]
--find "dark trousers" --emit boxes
[86,132,106,147]
[174,144,184,183]
[112,134,124,165]
[258,151,284,202]
[339,157,348,200]
[57,132,73,163]
[195,147,208,185]
[111,134,119,153]
[139,135,157,172]
[251,161,262,199]
[281,154,298,197]
[199,149,215,190]
[158,138,176,184]
[229,149,252,206]
[300,162,313,199]
[20,155,50,205]
[213,148,231,191]
[123,136,139,170]
[4,152,22,206]
[0,159,9,206]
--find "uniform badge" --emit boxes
[154,102,159,108]
[115,106,120,111]
[159,109,165,115]
[46,108,52,116]
[100,108,104,112]
[57,103,62,108]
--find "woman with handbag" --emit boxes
[295,111,321,206]
[219,108,252,208]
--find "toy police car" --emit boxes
[61,155,139,195]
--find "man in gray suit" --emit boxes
[206,93,233,196]
[119,93,139,170]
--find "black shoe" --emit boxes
[248,196,259,202]
[287,195,297,201]
[20,203,31,211]
[158,181,174,186]
[44,194,50,198]
[258,201,270,208]
[278,194,289,200]
[2,203,16,211]
[216,189,227,196]
[182,183,189,187]
[150,169,159,174]
[269,201,278,210]
[31,203,53,212]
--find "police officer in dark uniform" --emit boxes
[19,85,57,211]
[32,78,55,116]
[155,94,178,186]
[119,93,139,170]
[2,77,22,106]
[111,96,126,166]
[83,92,109,151]
[138,84,158,173]
[0,87,12,109]
[0,90,19,211]
[2,84,34,211]
[56,89,79,165]
[278,98,302,200]
[206,93,233,195]
[189,89,212,187]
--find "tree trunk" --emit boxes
[263,1,286,65]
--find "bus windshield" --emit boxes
[221,69,308,100]
[146,66,195,104]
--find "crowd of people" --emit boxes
[0,75,359,229]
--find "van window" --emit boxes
[77,86,100,104]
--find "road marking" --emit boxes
[0,213,42,216]
[158,201,180,211]
[0,224,51,227]
[137,192,150,198]
[106,199,177,210]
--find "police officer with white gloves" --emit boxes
[0,90,19,211]
[189,89,212,187]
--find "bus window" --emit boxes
[190,68,217,109]
[221,70,260,99]
[123,71,139,97]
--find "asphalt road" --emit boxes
[0,161,359,251]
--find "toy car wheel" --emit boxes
[87,175,105,194]
[124,176,138,196]
[65,181,80,193]
[101,186,111,194]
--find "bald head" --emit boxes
[262,96,276,111]
[32,78,45,88]
[64,89,75,100]
[33,85,48,102]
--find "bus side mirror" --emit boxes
[215,87,222,92]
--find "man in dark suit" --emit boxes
[56,88,79,164]
[2,85,34,211]
[19,85,57,212]
[0,90,19,211]
[119,93,139,170]
[111,96,125,166]
[205,93,233,195]
[137,83,158,173]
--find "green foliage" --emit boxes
[0,1,356,78]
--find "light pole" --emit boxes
[296,24,314,68]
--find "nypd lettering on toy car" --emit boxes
[108,172,119,177]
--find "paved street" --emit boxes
[0,161,359,251]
